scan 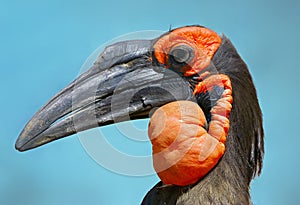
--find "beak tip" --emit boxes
[15,138,27,152]
[15,133,34,152]
[15,131,57,152]
[15,143,25,152]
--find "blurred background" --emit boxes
[1,0,299,204]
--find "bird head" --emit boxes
[15,25,264,193]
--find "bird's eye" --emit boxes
[169,44,194,64]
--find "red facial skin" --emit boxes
[148,26,233,186]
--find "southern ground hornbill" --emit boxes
[15,25,264,205]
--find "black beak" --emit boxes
[16,39,196,151]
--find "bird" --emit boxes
[15,25,264,205]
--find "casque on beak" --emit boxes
[15,39,196,151]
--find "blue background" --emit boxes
[1,0,299,204]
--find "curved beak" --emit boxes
[16,39,196,151]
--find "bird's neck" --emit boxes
[176,151,252,205]
[142,143,253,205]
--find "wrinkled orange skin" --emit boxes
[149,26,233,186]
[149,101,228,186]
[194,74,233,143]
[148,74,232,186]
